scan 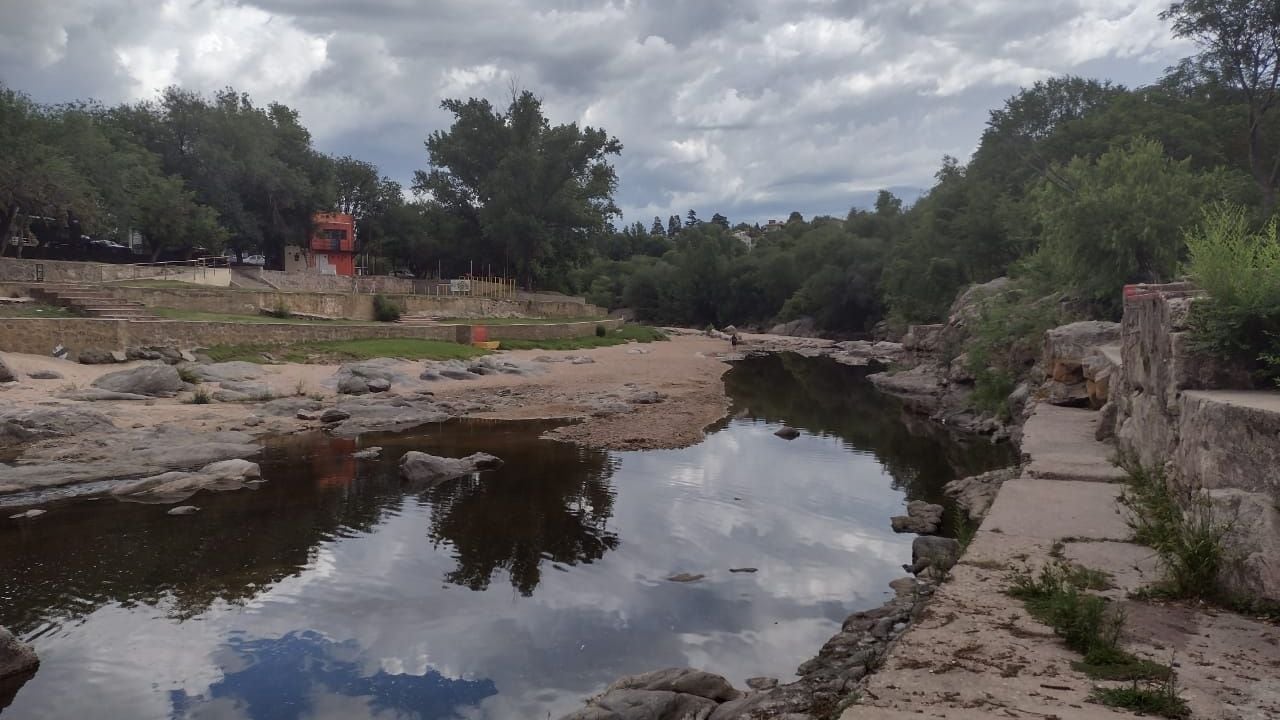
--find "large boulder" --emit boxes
[1043,321,1120,384]
[901,324,944,353]
[605,668,742,703]
[188,361,264,383]
[77,348,122,365]
[110,458,262,503]
[399,451,502,485]
[334,359,406,395]
[0,626,38,680]
[0,406,115,447]
[0,357,14,383]
[91,365,184,397]
[910,536,961,575]
[768,316,820,338]
[1210,489,1280,603]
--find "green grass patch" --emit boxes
[152,308,369,325]
[1091,681,1190,719]
[498,324,667,351]
[204,338,487,364]
[0,302,75,318]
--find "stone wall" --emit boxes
[1110,284,1280,601]
[0,258,228,287]
[0,281,606,320]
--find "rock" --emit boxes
[606,668,742,703]
[167,505,200,516]
[0,357,13,383]
[666,573,704,582]
[180,350,197,363]
[352,446,382,459]
[902,324,944,353]
[399,451,502,485]
[242,415,263,427]
[944,467,1019,521]
[625,347,652,355]
[77,348,121,364]
[774,426,800,440]
[320,408,351,423]
[769,316,820,338]
[188,361,265,383]
[439,369,478,380]
[569,356,596,365]
[947,352,974,384]
[296,410,320,420]
[1043,321,1120,384]
[628,390,665,405]
[91,365,184,397]
[328,397,449,436]
[910,536,961,575]
[125,347,163,361]
[1007,382,1032,415]
[561,689,717,720]
[109,350,128,363]
[0,406,115,447]
[258,397,322,416]
[890,500,945,534]
[745,677,778,691]
[367,378,391,393]
[1095,401,1118,441]
[25,370,62,380]
[7,509,45,520]
[57,388,152,401]
[337,375,370,395]
[1209,489,1280,602]
[728,567,758,573]
[110,458,262,503]
[0,626,39,680]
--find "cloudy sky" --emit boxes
[2,0,1191,225]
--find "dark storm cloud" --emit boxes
[0,0,1190,223]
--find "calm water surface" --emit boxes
[0,354,1012,719]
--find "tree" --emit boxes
[1031,137,1220,313]
[414,90,622,287]
[650,216,665,236]
[668,214,681,236]
[129,171,226,260]
[685,209,699,226]
[1163,0,1280,212]
[710,212,730,229]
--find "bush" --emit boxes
[1184,204,1280,385]
[595,324,607,337]
[189,386,211,404]
[964,284,1065,418]
[372,294,402,322]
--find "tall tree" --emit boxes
[1163,0,1280,212]
[710,212,730,229]
[650,216,666,236]
[685,209,699,226]
[668,214,681,236]
[414,90,622,287]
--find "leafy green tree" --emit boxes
[668,214,681,236]
[710,212,730,228]
[1163,0,1280,212]
[685,209,699,226]
[1030,137,1222,313]
[414,90,622,287]
[650,216,665,236]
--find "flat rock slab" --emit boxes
[982,478,1130,541]
[1021,404,1126,482]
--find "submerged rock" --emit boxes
[110,458,262,503]
[167,505,200,516]
[352,446,382,459]
[7,509,46,520]
[399,451,502,485]
[665,573,705,583]
[774,426,800,440]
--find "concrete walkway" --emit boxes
[842,404,1280,720]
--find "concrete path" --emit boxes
[842,403,1280,720]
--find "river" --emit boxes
[0,354,1012,719]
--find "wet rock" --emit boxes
[91,365,183,397]
[0,406,115,447]
[77,348,121,365]
[562,689,717,720]
[606,668,742,703]
[666,573,704,583]
[25,370,62,380]
[774,426,800,440]
[7,509,45,520]
[399,451,502,485]
[0,626,39,680]
[352,446,382,459]
[910,536,961,575]
[320,408,351,423]
[890,500,945,534]
[188,361,264,383]
[944,467,1019,521]
[0,358,14,383]
[167,505,200,516]
[110,458,262,503]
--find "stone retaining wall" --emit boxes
[0,258,229,287]
[0,317,624,359]
[0,281,605,320]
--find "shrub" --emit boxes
[189,386,211,404]
[964,284,1065,418]
[373,294,402,322]
[1119,462,1235,600]
[1092,679,1190,719]
[1184,204,1280,385]
[595,324,607,337]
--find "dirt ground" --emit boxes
[0,334,734,452]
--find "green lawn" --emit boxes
[153,307,372,325]
[498,324,668,351]
[204,338,487,364]
[0,303,75,318]
[439,316,604,325]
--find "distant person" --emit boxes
[730,331,740,348]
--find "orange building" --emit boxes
[303,212,357,276]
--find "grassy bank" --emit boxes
[497,324,666,351]
[204,338,486,364]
